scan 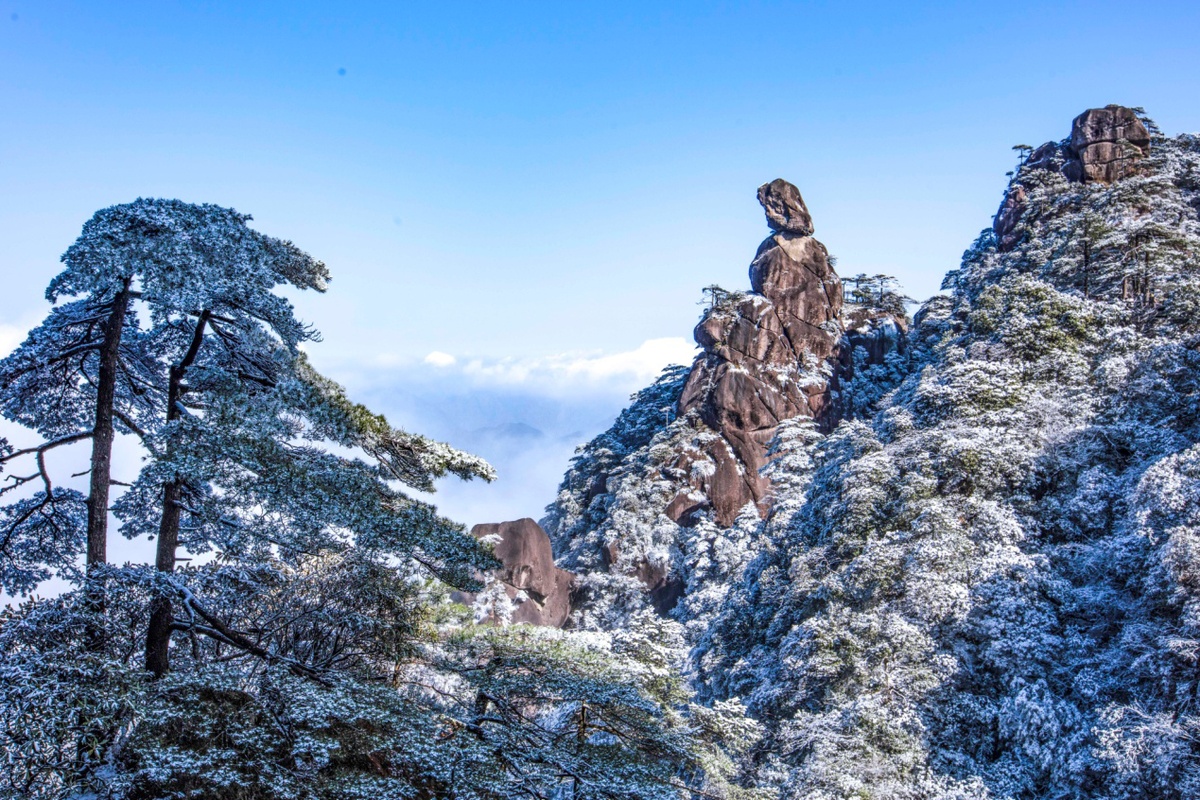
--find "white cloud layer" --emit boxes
[339,337,699,401]
[455,337,698,390]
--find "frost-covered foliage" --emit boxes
[0,295,156,593]
[542,362,769,639]
[542,366,693,627]
[1,564,764,800]
[0,590,146,800]
[675,507,762,651]
[685,125,1200,797]
[545,365,691,556]
[0,200,758,799]
[472,575,516,625]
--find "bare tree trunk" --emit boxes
[77,280,132,789]
[84,280,132,618]
[145,311,209,678]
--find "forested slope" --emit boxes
[548,107,1200,798]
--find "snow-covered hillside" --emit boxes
[545,106,1200,798]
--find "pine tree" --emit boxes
[846,273,913,315]
[0,292,157,600]
[0,200,762,800]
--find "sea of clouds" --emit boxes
[328,336,699,528]
[0,332,698,600]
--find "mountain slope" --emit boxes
[693,107,1200,798]
[545,105,1200,798]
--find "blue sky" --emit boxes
[2,1,1199,535]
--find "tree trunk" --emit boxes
[84,280,132,617]
[144,480,182,677]
[145,311,209,678]
[78,281,132,786]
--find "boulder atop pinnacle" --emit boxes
[1068,105,1152,183]
[1071,105,1151,153]
[757,178,813,235]
[675,180,842,525]
[994,104,1153,249]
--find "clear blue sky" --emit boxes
[2,1,1199,532]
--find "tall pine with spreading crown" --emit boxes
[0,199,762,800]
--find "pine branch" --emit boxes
[169,580,331,685]
[0,432,93,466]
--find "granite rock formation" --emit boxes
[1069,105,1152,183]
[842,305,907,366]
[995,104,1151,249]
[457,518,575,627]
[672,179,843,525]
[993,183,1029,248]
[757,178,814,235]
[538,179,905,625]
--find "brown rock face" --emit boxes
[541,179,909,623]
[673,179,843,525]
[994,105,1151,250]
[758,178,814,235]
[464,518,575,627]
[1069,106,1151,183]
[993,184,1028,248]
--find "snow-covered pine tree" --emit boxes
[846,273,913,316]
[1,199,761,800]
[0,272,158,599]
[542,365,695,628]
[36,199,496,676]
[0,199,491,790]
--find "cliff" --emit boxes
[537,178,904,625]
[672,179,844,526]
[692,105,1200,796]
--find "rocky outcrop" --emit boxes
[995,105,1151,249]
[993,183,1028,249]
[458,518,575,627]
[757,178,814,235]
[842,306,907,367]
[540,179,909,626]
[671,179,843,525]
[547,181,901,533]
[1069,106,1151,183]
